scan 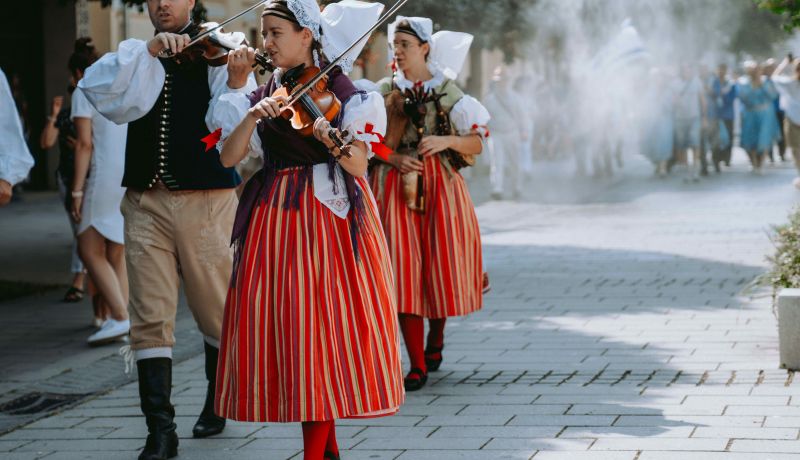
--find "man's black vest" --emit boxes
[122,55,241,191]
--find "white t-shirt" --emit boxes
[773,76,800,125]
[673,76,703,120]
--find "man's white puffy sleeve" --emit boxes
[78,39,166,124]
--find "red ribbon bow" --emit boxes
[472,123,490,138]
[201,128,223,152]
[357,123,392,160]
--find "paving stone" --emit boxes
[691,427,799,439]
[354,437,490,450]
[533,453,636,460]
[483,438,593,450]
[510,416,616,427]
[638,453,800,460]
[417,415,514,426]
[14,439,143,452]
[0,439,31,452]
[396,450,533,459]
[728,439,800,453]
[590,438,728,451]
[559,426,694,438]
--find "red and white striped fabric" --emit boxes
[371,156,483,319]
[215,168,405,422]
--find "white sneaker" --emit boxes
[88,318,130,346]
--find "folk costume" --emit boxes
[370,16,490,390]
[78,21,257,458]
[211,2,404,454]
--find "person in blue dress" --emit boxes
[738,61,781,174]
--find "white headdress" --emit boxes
[277,0,384,73]
[387,16,473,81]
[387,15,433,44]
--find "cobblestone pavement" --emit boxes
[2,155,800,459]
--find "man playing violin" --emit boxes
[77,0,256,458]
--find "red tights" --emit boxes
[301,420,338,460]
[398,314,447,374]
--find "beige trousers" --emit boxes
[120,183,238,351]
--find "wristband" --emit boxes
[71,190,84,198]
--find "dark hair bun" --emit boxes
[68,37,99,74]
[74,37,96,55]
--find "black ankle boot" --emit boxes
[192,342,226,438]
[137,358,178,460]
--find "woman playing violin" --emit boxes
[210,1,404,459]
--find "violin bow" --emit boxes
[160,0,268,57]
[279,0,410,113]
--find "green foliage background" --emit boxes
[757,0,800,30]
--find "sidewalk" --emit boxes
[2,154,799,459]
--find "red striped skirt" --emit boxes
[215,168,405,422]
[370,155,483,319]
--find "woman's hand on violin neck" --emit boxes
[147,32,191,58]
[227,45,257,90]
[248,95,287,120]
[312,118,338,149]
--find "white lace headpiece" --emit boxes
[279,0,384,73]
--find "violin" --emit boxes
[272,63,352,157]
[168,22,276,75]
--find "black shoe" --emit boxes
[193,342,226,438]
[404,367,428,392]
[137,358,179,460]
[424,344,444,372]
[324,451,341,460]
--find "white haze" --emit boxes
[517,0,793,176]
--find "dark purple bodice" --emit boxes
[249,66,359,168]
[231,66,368,274]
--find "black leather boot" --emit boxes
[192,342,226,438]
[137,358,178,460]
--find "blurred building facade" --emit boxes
[4,0,499,190]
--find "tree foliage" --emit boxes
[397,0,538,62]
[757,0,800,31]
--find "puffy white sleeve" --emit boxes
[205,64,258,132]
[0,71,34,185]
[77,39,165,124]
[450,95,491,140]
[207,92,263,160]
[340,91,387,159]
